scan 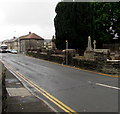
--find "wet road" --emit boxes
[1,53,119,112]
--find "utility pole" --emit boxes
[17,32,20,54]
[14,31,19,53]
[66,40,68,65]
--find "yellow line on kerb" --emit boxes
[50,62,119,78]
[5,63,77,113]
[27,55,119,78]
[16,71,75,113]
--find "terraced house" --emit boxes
[1,37,18,51]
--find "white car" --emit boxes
[7,49,12,53]
[11,49,17,54]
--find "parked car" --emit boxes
[7,49,12,53]
[11,49,17,54]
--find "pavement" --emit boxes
[4,67,55,113]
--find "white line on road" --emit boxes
[96,83,120,90]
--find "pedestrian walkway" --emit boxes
[5,68,55,113]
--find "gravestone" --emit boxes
[84,36,94,60]
[93,40,96,50]
[94,49,111,61]
[94,49,110,54]
[86,36,93,51]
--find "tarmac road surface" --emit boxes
[0,53,119,113]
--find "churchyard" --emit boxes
[27,36,120,75]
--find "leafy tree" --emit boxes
[54,2,120,51]
[93,2,120,48]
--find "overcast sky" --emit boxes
[0,0,61,42]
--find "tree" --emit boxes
[54,2,93,51]
[93,2,120,48]
[54,2,120,51]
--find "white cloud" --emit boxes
[0,0,61,3]
[0,24,55,41]
[0,10,6,25]
[0,0,60,42]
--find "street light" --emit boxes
[14,31,19,53]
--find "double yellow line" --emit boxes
[4,63,77,113]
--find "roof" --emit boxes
[20,33,44,40]
[12,38,18,42]
[2,37,19,43]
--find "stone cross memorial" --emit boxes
[84,36,94,60]
[86,36,93,51]
[93,40,96,50]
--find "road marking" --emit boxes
[4,62,77,113]
[96,83,120,90]
[26,55,119,78]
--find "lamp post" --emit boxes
[66,40,68,65]
[18,37,20,53]
[14,31,19,53]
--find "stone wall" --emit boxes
[72,58,120,75]
[103,43,120,52]
[72,58,98,70]
[20,39,44,54]
[27,52,64,64]
[0,62,7,113]
[101,61,120,74]
[27,52,120,75]
[0,62,2,113]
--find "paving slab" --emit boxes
[6,88,32,97]
[5,68,54,113]
[6,96,53,112]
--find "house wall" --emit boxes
[20,39,44,54]
[2,39,18,50]
[44,41,56,50]
[13,41,18,50]
[20,40,26,54]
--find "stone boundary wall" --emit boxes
[27,52,64,64]
[72,58,120,75]
[0,62,2,114]
[0,62,7,113]
[27,52,120,75]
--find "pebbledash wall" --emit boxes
[27,52,120,75]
